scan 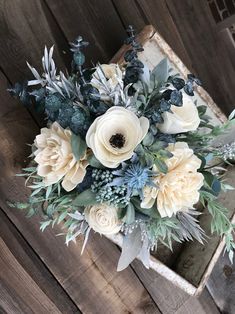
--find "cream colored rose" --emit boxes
[84,203,122,235]
[91,63,123,94]
[86,106,149,168]
[34,122,88,192]
[158,93,200,134]
[141,142,204,217]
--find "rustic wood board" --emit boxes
[0,237,63,314]
[207,252,235,313]
[0,209,79,313]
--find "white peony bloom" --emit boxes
[91,63,123,94]
[34,122,88,192]
[86,106,149,168]
[158,92,200,134]
[141,142,204,217]
[84,204,122,235]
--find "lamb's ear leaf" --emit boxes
[138,235,150,269]
[117,226,142,271]
[73,189,97,206]
[71,133,87,161]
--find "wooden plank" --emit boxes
[135,0,192,69]
[0,237,63,314]
[207,247,235,313]
[0,0,69,81]
[175,289,220,314]
[130,260,219,314]
[45,0,126,63]
[0,0,70,126]
[112,0,147,32]
[165,0,235,115]
[0,209,80,314]
[0,71,160,314]
[131,261,190,314]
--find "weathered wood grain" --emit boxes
[0,0,69,81]
[0,237,63,314]
[0,209,80,314]
[175,289,220,314]
[112,0,147,32]
[131,260,219,314]
[135,0,192,69]
[0,0,70,126]
[0,70,160,314]
[165,0,235,115]
[207,243,235,313]
[45,0,126,64]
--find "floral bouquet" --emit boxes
[9,26,235,270]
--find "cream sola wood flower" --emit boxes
[158,92,200,134]
[86,106,149,168]
[84,203,122,235]
[34,122,88,191]
[141,142,204,217]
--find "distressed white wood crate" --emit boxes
[107,25,235,296]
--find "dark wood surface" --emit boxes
[0,0,235,313]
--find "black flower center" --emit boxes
[109,133,125,149]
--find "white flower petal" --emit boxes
[86,107,149,168]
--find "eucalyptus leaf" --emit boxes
[117,226,142,271]
[154,159,168,174]
[151,58,168,84]
[202,171,221,195]
[142,132,154,147]
[149,141,167,152]
[88,154,105,169]
[71,133,87,161]
[73,189,97,206]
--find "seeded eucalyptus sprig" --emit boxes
[123,25,144,87]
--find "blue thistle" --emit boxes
[110,155,156,199]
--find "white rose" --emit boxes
[84,204,122,235]
[158,92,200,134]
[141,142,204,217]
[91,63,123,94]
[86,106,149,168]
[34,122,88,192]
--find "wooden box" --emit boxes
[108,25,235,296]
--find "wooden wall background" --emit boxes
[0,1,235,313]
